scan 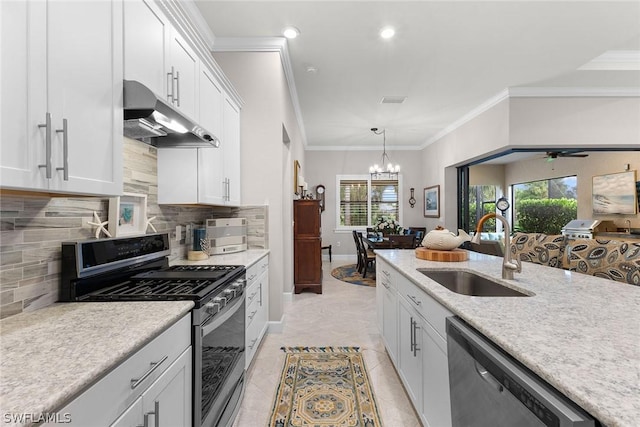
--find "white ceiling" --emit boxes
[193,1,640,150]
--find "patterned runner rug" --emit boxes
[269,346,383,427]
[330,264,376,287]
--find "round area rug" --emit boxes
[331,264,376,287]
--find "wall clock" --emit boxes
[316,184,325,211]
[496,197,510,215]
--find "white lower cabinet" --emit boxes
[377,268,454,427]
[398,297,423,411]
[421,324,451,427]
[111,347,192,427]
[46,313,192,427]
[245,255,269,368]
[376,260,398,364]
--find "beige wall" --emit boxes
[214,51,305,323]
[420,96,640,231]
[509,97,640,148]
[421,99,511,231]
[505,151,640,229]
[470,164,506,187]
[305,149,424,256]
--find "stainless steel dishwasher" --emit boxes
[446,317,596,427]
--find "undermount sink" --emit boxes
[417,269,529,297]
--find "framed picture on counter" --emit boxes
[108,193,148,236]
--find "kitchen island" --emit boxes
[375,249,640,427]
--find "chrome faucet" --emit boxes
[470,213,522,280]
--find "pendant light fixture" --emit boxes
[369,128,400,179]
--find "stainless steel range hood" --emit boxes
[123,80,220,148]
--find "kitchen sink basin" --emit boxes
[417,269,529,297]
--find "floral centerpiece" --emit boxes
[374,216,403,236]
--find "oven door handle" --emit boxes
[201,295,243,337]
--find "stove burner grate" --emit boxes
[85,278,218,300]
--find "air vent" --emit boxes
[380,96,407,104]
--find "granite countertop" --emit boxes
[171,248,269,268]
[375,249,640,427]
[0,301,194,426]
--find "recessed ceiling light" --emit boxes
[306,66,318,73]
[380,27,395,39]
[282,27,300,39]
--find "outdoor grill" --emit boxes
[561,219,602,240]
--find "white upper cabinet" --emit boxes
[199,67,224,142]
[124,0,242,207]
[124,0,199,120]
[123,0,169,98]
[1,0,123,196]
[169,32,199,120]
[223,96,242,206]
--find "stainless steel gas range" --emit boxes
[60,233,246,427]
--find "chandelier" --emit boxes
[369,128,400,179]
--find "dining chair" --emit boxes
[357,232,376,278]
[352,230,363,273]
[389,234,416,249]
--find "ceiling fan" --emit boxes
[545,151,589,162]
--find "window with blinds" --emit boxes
[371,179,399,222]
[339,179,368,226]
[337,176,400,228]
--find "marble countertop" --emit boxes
[171,249,269,268]
[375,249,640,427]
[0,301,194,426]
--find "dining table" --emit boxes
[364,235,393,249]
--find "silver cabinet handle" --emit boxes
[143,400,160,427]
[248,310,258,320]
[38,112,52,178]
[175,70,180,106]
[130,355,168,389]
[411,318,420,357]
[167,66,175,103]
[248,338,258,350]
[407,295,422,306]
[55,118,69,180]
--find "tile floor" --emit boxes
[233,261,422,426]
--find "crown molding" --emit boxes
[305,145,419,151]
[578,50,640,71]
[419,86,640,150]
[177,0,216,50]
[508,86,640,97]
[420,89,510,149]
[213,37,308,147]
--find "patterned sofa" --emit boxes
[509,232,640,286]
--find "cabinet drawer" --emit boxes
[377,259,396,290]
[246,255,269,286]
[53,313,191,426]
[397,276,453,339]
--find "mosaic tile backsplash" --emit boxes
[0,138,267,319]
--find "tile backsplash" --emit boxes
[0,138,267,319]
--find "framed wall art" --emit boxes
[108,192,148,236]
[592,170,638,215]
[424,185,440,218]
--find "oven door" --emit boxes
[194,295,246,427]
